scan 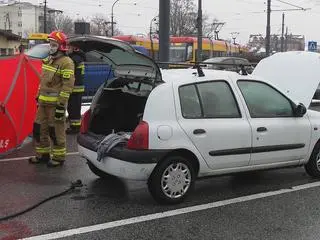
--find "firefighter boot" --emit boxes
[66,126,80,134]
[47,159,65,168]
[28,153,51,164]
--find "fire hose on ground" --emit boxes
[0,180,83,222]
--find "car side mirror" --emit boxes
[294,103,307,117]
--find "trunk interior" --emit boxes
[88,77,152,135]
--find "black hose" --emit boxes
[0,180,83,222]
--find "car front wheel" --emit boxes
[305,142,320,178]
[148,155,195,204]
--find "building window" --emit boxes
[8,48,14,55]
[0,48,7,56]
[18,11,22,17]
[18,22,22,27]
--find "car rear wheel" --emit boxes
[305,142,320,178]
[148,155,195,204]
[87,161,113,179]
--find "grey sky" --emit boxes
[27,0,319,45]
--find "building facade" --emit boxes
[0,1,59,38]
[0,29,21,55]
[248,33,305,55]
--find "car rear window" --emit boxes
[179,84,202,118]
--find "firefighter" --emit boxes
[28,31,75,167]
[66,44,86,134]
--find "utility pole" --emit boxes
[213,22,225,40]
[197,0,202,62]
[285,26,288,51]
[159,0,170,65]
[44,0,47,33]
[265,0,271,56]
[280,13,285,52]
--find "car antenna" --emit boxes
[193,63,205,77]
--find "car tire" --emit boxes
[305,141,320,178]
[87,161,113,179]
[148,155,195,205]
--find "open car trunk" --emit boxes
[73,35,164,154]
[89,77,150,136]
[77,76,155,155]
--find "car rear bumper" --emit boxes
[78,145,156,180]
[77,133,170,180]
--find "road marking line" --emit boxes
[21,181,320,240]
[0,152,79,162]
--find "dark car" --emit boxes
[25,41,121,101]
[203,57,255,74]
[25,41,153,101]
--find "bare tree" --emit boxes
[90,14,121,36]
[170,0,221,37]
[90,14,107,36]
[49,14,74,35]
[170,0,197,36]
[203,18,221,39]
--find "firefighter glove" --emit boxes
[55,104,65,121]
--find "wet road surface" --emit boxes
[1,104,320,239]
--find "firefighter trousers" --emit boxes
[33,104,67,161]
[67,92,82,129]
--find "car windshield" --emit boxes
[25,44,49,59]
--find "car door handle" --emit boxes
[193,129,206,135]
[257,127,267,132]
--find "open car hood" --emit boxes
[252,51,320,107]
[68,35,163,83]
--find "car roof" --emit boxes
[160,68,248,85]
[203,57,250,63]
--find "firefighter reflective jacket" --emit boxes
[69,51,86,93]
[38,55,75,106]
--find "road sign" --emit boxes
[308,41,317,52]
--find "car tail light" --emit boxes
[127,121,149,150]
[80,109,91,134]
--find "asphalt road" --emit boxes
[1,104,320,239]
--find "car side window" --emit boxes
[234,59,249,65]
[179,81,241,119]
[197,81,241,118]
[222,59,234,65]
[179,85,202,118]
[237,81,293,118]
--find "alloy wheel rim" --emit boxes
[316,152,320,172]
[161,162,191,199]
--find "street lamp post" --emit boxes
[111,0,120,36]
[149,16,158,60]
[231,32,239,44]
